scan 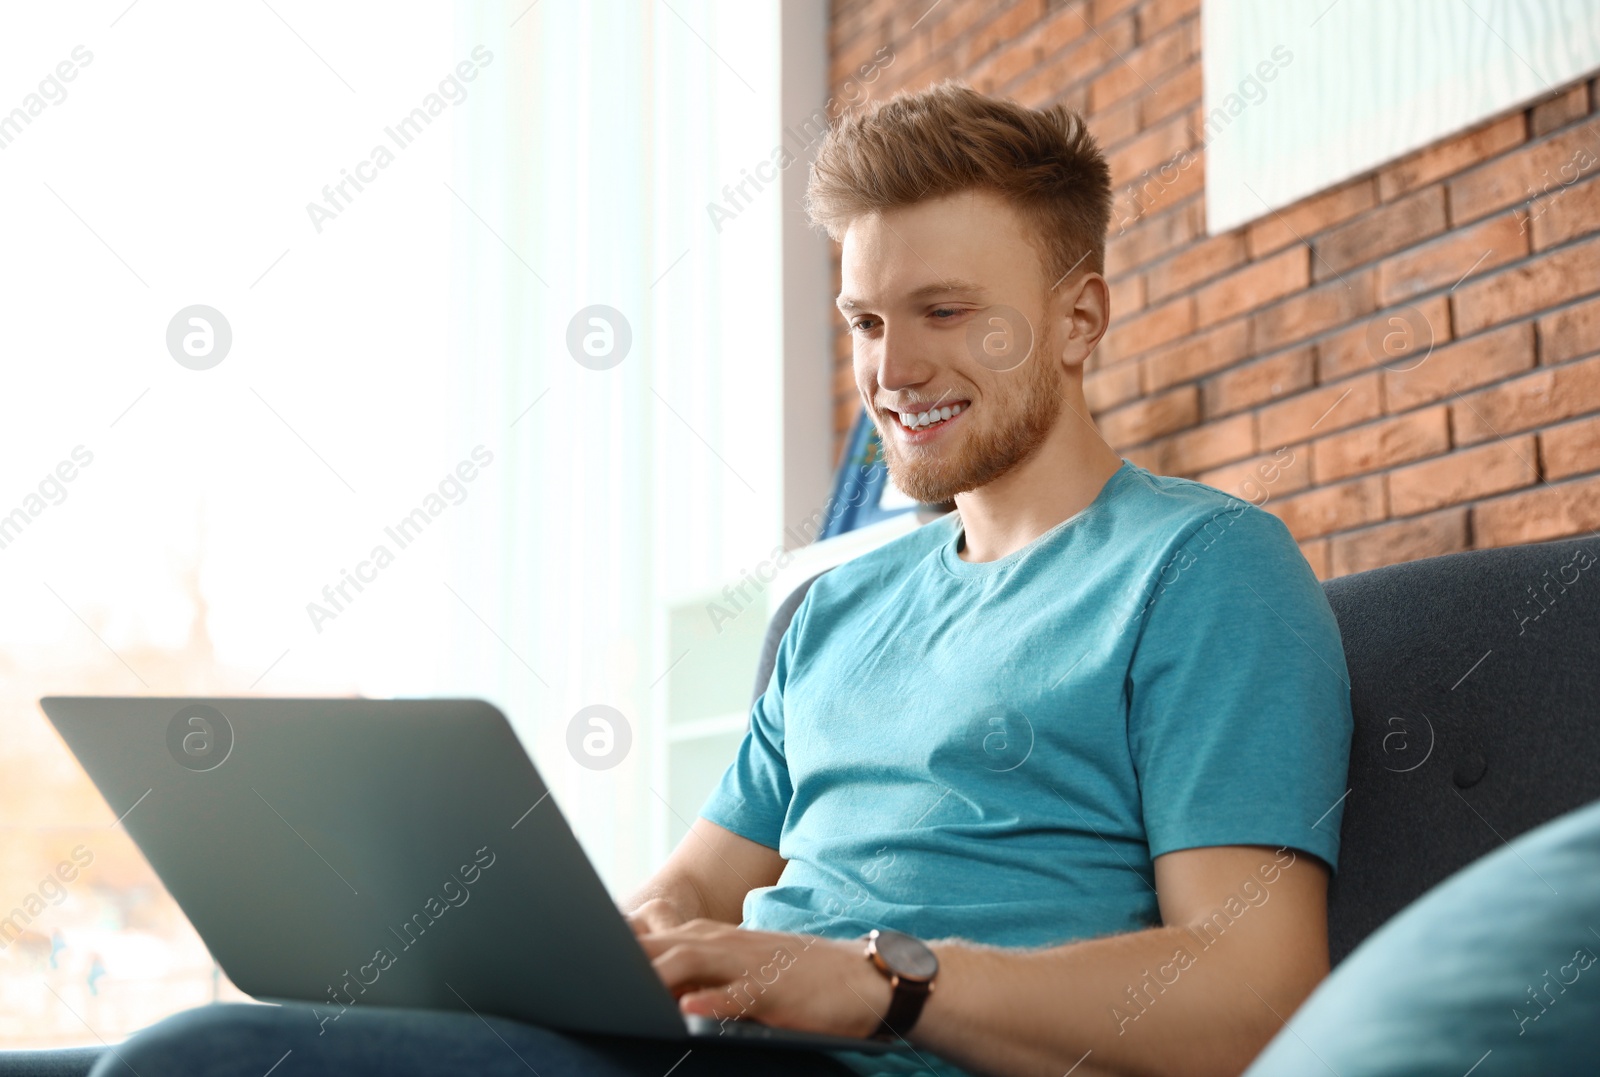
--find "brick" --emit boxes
[1013,67,1084,110]
[1539,294,1600,365]
[880,20,931,76]
[1146,231,1247,303]
[1375,211,1528,306]
[825,5,868,51]
[1300,537,1331,579]
[1138,411,1255,474]
[1530,173,1600,251]
[1108,273,1146,318]
[929,0,999,54]
[1253,270,1378,353]
[1106,196,1202,277]
[1088,21,1189,113]
[1088,94,1144,148]
[1102,295,1194,363]
[1141,317,1252,391]
[1122,442,1161,471]
[1313,187,1448,281]
[832,360,857,398]
[1106,112,1195,190]
[1451,353,1600,446]
[829,38,882,92]
[1472,473,1600,547]
[1389,436,1538,515]
[1530,82,1592,138]
[1377,113,1525,202]
[1111,147,1206,232]
[1141,61,1200,127]
[1198,443,1313,503]
[1246,178,1376,259]
[1316,295,1452,383]
[901,51,960,94]
[1084,359,1143,413]
[1194,245,1309,327]
[1311,406,1450,484]
[1541,414,1600,479]
[833,394,861,440]
[1136,0,1199,40]
[1329,508,1469,576]
[1266,474,1387,542]
[1012,18,1133,107]
[960,0,1048,69]
[969,36,1046,95]
[1447,122,1600,225]
[1031,0,1094,59]
[1091,0,1142,25]
[1383,322,1536,414]
[1202,346,1314,418]
[1258,372,1382,447]
[1451,232,1600,336]
[1098,384,1198,446]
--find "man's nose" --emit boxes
[876,323,935,393]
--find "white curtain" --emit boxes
[446,0,784,896]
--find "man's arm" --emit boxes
[621,817,786,935]
[906,843,1328,1077]
[647,842,1327,1076]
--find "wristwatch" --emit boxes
[861,928,939,1040]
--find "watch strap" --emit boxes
[873,975,933,1040]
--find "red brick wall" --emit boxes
[826,0,1600,578]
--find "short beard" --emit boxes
[874,325,1063,504]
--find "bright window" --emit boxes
[0,0,783,1047]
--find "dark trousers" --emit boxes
[87,1002,866,1077]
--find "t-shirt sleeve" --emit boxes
[695,589,809,850]
[1127,502,1353,871]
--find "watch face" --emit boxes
[873,929,939,981]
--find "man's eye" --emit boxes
[851,318,878,333]
[931,308,962,320]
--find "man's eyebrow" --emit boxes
[836,278,988,313]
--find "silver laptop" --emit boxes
[39,696,910,1056]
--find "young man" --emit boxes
[101,81,1349,1077]
[625,81,1353,1077]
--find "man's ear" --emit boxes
[1054,271,1109,368]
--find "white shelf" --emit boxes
[666,712,749,742]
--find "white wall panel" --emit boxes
[1204,0,1600,233]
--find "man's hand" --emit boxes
[637,919,893,1039]
[618,818,787,935]
[624,896,691,936]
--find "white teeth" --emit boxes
[899,403,966,430]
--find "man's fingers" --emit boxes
[634,916,730,946]
[627,910,668,935]
[637,926,721,956]
[651,940,745,997]
[679,987,737,1019]
[625,899,686,936]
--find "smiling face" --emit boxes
[838,188,1077,505]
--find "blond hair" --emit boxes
[805,79,1113,287]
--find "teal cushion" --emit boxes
[1246,796,1600,1075]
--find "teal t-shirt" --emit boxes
[698,459,1353,1077]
